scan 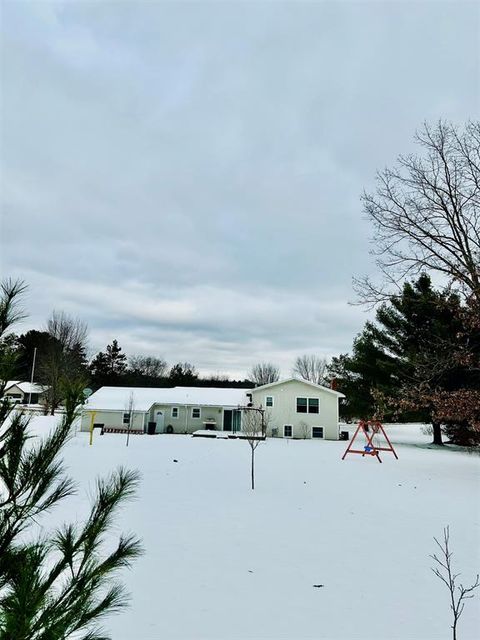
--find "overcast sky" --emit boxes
[1,1,478,378]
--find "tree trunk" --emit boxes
[432,421,443,445]
[251,448,255,491]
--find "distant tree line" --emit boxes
[7,326,337,403]
[4,331,255,408]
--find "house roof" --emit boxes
[84,386,250,412]
[251,377,346,398]
[4,381,21,390]
[4,381,44,394]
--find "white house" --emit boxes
[3,381,45,406]
[80,386,247,435]
[81,378,345,440]
[250,378,345,440]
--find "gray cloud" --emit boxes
[1,1,478,377]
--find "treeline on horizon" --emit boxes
[6,332,254,391]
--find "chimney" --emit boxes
[330,378,337,391]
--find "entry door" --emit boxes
[155,411,165,434]
[223,410,233,431]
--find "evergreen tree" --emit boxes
[0,279,27,408]
[13,330,56,382]
[328,274,478,444]
[0,280,142,639]
[325,354,361,421]
[168,362,198,386]
[90,340,128,387]
[327,331,397,421]
[368,275,472,443]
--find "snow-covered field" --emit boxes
[31,418,480,639]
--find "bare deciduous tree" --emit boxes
[125,391,136,447]
[249,362,280,386]
[47,311,89,352]
[41,311,89,414]
[241,408,269,490]
[293,354,328,386]
[431,526,480,640]
[357,121,480,307]
[129,355,168,378]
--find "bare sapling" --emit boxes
[242,408,269,490]
[126,391,135,447]
[431,526,480,640]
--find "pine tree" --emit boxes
[330,274,479,444]
[168,362,198,385]
[90,340,128,387]
[326,331,397,421]
[11,330,54,381]
[0,280,142,639]
[370,275,474,443]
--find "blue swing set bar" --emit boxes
[341,419,399,463]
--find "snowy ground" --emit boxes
[28,418,480,639]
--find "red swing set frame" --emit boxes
[341,419,398,463]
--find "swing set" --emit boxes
[341,420,398,463]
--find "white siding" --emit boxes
[148,404,226,434]
[250,380,340,440]
[80,409,145,432]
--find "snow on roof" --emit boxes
[4,381,21,390]
[4,381,43,394]
[251,377,346,398]
[84,386,250,412]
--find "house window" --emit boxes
[192,407,201,419]
[284,425,293,438]
[123,412,130,424]
[265,396,274,407]
[296,397,319,414]
[312,427,324,439]
[171,407,179,418]
[296,398,307,413]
